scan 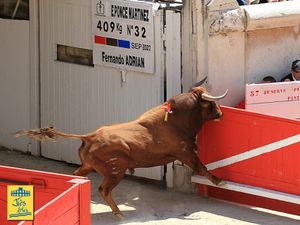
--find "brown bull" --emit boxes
[16,86,227,219]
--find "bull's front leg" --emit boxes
[175,142,225,186]
[198,161,225,186]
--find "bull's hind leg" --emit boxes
[92,156,129,219]
[73,164,93,177]
[175,145,225,186]
[99,172,126,220]
[73,141,93,177]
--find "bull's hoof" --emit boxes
[211,176,226,186]
[114,212,124,220]
[216,180,226,186]
[128,168,135,175]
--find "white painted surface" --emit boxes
[165,10,182,188]
[243,2,300,31]
[166,10,181,99]
[245,82,300,119]
[181,0,198,92]
[0,20,30,151]
[195,0,246,106]
[191,175,300,205]
[208,31,245,106]
[39,0,165,180]
[29,0,40,155]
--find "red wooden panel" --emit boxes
[34,185,80,224]
[0,166,90,225]
[198,106,300,215]
[0,166,74,191]
[77,179,91,225]
[51,206,79,224]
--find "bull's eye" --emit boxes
[202,102,210,109]
[206,102,214,112]
[202,102,214,113]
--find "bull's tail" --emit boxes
[15,126,87,142]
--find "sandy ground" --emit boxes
[1,147,300,225]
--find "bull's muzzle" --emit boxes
[213,108,223,121]
[214,114,221,121]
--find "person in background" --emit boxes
[237,0,247,5]
[260,75,277,83]
[235,75,276,109]
[280,60,300,82]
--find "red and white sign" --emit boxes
[245,81,300,119]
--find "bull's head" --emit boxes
[165,84,227,138]
[191,86,228,121]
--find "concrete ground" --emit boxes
[1,147,300,225]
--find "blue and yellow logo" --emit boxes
[7,185,34,220]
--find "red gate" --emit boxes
[194,106,300,215]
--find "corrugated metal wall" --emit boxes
[0,20,30,151]
[39,0,165,180]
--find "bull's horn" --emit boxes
[201,89,228,102]
[192,76,208,88]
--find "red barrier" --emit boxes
[0,166,90,225]
[196,106,300,215]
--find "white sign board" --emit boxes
[92,0,155,73]
[245,81,300,119]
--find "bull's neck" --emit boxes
[189,120,205,139]
[174,116,206,140]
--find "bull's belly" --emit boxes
[129,153,175,168]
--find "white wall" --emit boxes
[0,20,31,151]
[184,0,300,107]
[244,3,300,85]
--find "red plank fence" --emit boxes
[0,166,90,225]
[192,106,300,215]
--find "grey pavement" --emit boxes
[1,147,300,225]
